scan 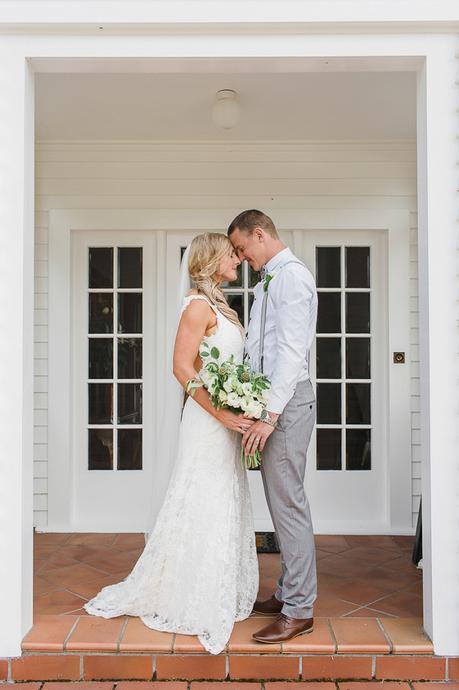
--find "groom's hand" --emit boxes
[242,418,277,455]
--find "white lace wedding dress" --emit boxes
[84,294,259,655]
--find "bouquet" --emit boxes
[186,342,271,469]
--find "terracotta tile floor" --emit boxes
[33,533,422,620]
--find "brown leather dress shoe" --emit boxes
[252,594,283,616]
[252,613,314,643]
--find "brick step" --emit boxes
[1,615,456,683]
[1,652,459,683]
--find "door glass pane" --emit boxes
[346,429,371,470]
[317,292,341,333]
[89,248,113,288]
[346,383,371,424]
[118,293,142,334]
[118,248,142,288]
[316,247,340,288]
[317,338,341,379]
[346,338,370,379]
[118,338,142,379]
[88,429,113,470]
[317,429,341,470]
[88,383,113,424]
[118,429,142,470]
[226,293,244,325]
[317,383,341,424]
[118,383,142,424]
[346,293,370,333]
[346,247,370,288]
[89,293,113,333]
[89,338,113,379]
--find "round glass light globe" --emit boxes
[211,90,240,129]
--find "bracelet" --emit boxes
[260,417,277,428]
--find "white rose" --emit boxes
[218,390,228,403]
[227,392,242,408]
[223,379,234,393]
[242,382,253,396]
[240,396,251,412]
[245,400,264,418]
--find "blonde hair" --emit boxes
[188,233,245,336]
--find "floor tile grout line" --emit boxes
[116,616,129,653]
[375,616,394,653]
[62,615,81,651]
[326,617,338,654]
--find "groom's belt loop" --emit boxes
[259,259,306,374]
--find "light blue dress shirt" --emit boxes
[246,247,318,414]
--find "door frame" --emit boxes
[47,207,411,532]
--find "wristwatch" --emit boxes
[260,409,277,427]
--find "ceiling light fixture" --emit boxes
[211,89,240,129]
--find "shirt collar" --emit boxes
[262,247,292,275]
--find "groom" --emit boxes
[228,209,318,643]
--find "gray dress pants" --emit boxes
[260,378,317,619]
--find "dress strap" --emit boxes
[181,294,219,316]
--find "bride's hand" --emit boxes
[216,409,256,434]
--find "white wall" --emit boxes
[33,139,420,530]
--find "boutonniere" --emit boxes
[263,273,274,292]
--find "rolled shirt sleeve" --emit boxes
[265,266,317,414]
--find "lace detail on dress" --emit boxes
[84,294,258,655]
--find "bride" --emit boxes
[84,233,259,655]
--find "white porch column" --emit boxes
[417,39,459,656]
[0,47,35,657]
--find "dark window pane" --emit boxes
[317,292,341,333]
[317,338,341,379]
[88,383,113,424]
[316,247,341,288]
[222,263,243,288]
[88,429,113,470]
[317,383,341,424]
[118,383,142,424]
[346,293,370,333]
[249,266,260,288]
[118,248,142,288]
[89,293,113,334]
[89,248,113,288]
[346,429,371,470]
[118,429,142,470]
[346,383,371,424]
[118,338,142,379]
[346,338,371,379]
[346,247,370,288]
[89,338,113,379]
[226,293,244,325]
[118,293,142,334]
[317,429,342,470]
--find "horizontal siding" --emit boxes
[33,140,420,531]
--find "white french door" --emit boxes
[72,231,156,530]
[301,231,387,532]
[69,227,393,533]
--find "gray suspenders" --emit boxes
[258,259,306,374]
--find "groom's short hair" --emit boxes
[227,209,279,239]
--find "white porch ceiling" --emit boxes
[35,71,416,140]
